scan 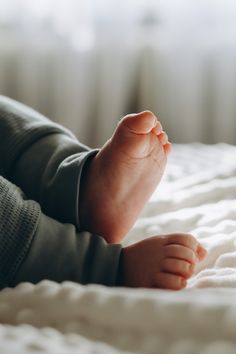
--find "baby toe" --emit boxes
[163,142,172,155]
[162,258,195,278]
[165,233,199,253]
[158,132,168,145]
[122,111,157,134]
[154,273,186,290]
[196,244,207,260]
[164,244,198,264]
[152,121,162,135]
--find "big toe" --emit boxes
[121,111,158,134]
[111,111,161,158]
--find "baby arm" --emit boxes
[118,233,207,290]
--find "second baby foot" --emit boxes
[120,233,207,289]
[79,111,171,243]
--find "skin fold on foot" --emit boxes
[79,111,171,243]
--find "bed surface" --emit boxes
[1,143,236,354]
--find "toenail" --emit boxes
[185,263,191,274]
[189,264,195,273]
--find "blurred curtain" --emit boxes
[1,1,236,146]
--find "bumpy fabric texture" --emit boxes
[0,176,40,286]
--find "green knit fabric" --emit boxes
[0,95,97,229]
[0,176,40,286]
[0,96,122,287]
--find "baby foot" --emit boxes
[119,233,207,289]
[80,111,171,243]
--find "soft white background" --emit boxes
[1,0,236,146]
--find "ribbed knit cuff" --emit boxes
[0,176,40,286]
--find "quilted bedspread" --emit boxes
[1,143,236,354]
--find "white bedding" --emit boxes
[1,143,236,354]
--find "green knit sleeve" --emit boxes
[0,176,122,288]
[0,95,98,229]
[0,176,40,286]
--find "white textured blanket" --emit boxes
[1,143,236,354]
